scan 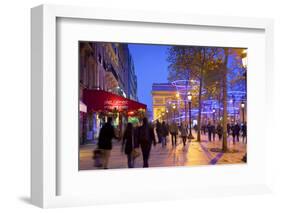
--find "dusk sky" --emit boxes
[128,44,171,111]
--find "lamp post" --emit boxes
[232,95,236,123]
[172,104,176,122]
[187,93,194,139]
[176,92,181,123]
[241,101,245,123]
[212,108,216,125]
[166,109,169,123]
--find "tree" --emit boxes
[221,48,246,152]
[222,48,229,152]
[167,46,223,142]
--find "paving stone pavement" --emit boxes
[79,133,246,170]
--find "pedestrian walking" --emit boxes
[207,122,212,142]
[156,120,163,144]
[169,121,178,147]
[122,123,139,168]
[234,123,241,142]
[227,123,231,136]
[212,124,216,141]
[161,121,169,147]
[97,117,118,169]
[194,124,198,133]
[231,123,236,143]
[201,124,207,135]
[138,117,156,168]
[180,122,188,146]
[216,123,223,141]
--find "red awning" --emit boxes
[83,89,147,112]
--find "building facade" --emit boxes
[128,54,138,101]
[79,42,139,144]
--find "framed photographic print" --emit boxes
[31,4,274,208]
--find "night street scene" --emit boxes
[79,41,247,170]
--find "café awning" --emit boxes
[83,89,147,112]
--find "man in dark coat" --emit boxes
[227,123,231,136]
[97,117,118,169]
[161,121,169,147]
[216,123,223,141]
[169,121,178,147]
[207,122,212,142]
[234,123,241,143]
[138,117,156,168]
[122,123,139,168]
[212,124,216,141]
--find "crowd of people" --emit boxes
[95,117,247,169]
[200,122,247,144]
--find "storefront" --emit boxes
[82,89,147,144]
[79,101,87,144]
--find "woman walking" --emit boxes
[161,121,169,147]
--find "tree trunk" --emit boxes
[222,48,229,152]
[197,74,203,142]
[196,49,205,142]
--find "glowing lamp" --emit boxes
[187,93,192,102]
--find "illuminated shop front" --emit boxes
[82,89,146,144]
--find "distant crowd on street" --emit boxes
[94,117,247,169]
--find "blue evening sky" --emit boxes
[128,44,171,111]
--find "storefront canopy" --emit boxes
[83,89,147,112]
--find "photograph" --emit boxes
[79,41,247,170]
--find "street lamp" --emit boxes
[212,108,216,125]
[172,104,176,121]
[166,109,169,123]
[175,92,181,123]
[241,101,245,123]
[187,93,194,140]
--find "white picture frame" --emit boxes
[31,4,274,208]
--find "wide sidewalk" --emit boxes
[79,132,247,170]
